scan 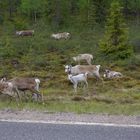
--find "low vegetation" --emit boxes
[0,23,139,115]
[0,0,139,115]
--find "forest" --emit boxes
[0,0,140,114]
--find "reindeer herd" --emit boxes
[0,31,123,104]
[0,52,123,104]
[64,53,123,93]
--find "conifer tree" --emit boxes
[99,1,133,60]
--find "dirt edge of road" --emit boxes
[0,109,140,125]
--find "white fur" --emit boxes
[64,65,101,80]
[51,32,70,40]
[35,78,40,91]
[72,54,93,65]
[68,72,88,92]
[104,69,123,79]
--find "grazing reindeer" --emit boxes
[64,65,101,81]
[68,72,88,92]
[1,77,42,102]
[72,54,93,65]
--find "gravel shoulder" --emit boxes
[0,109,140,125]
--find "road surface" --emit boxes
[0,121,139,140]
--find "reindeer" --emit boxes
[68,72,88,92]
[72,54,93,65]
[16,30,34,36]
[0,77,42,102]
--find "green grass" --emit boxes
[0,80,139,115]
[0,22,140,115]
[0,97,139,115]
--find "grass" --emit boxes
[0,79,139,115]
[0,97,139,115]
[0,22,140,115]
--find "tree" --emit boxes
[92,0,107,24]
[20,0,45,22]
[46,0,71,29]
[0,0,21,21]
[99,1,133,60]
[78,0,96,29]
[87,0,96,29]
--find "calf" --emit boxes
[103,69,123,79]
[72,54,93,65]
[68,72,88,92]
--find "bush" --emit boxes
[13,17,29,30]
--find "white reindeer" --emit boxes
[51,32,70,40]
[68,72,88,92]
[72,54,93,65]
[103,69,123,79]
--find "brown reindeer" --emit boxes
[16,30,34,36]
[1,77,42,102]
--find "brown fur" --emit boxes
[78,65,97,72]
[8,77,42,101]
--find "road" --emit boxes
[0,121,140,140]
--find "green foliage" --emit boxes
[45,0,71,28]
[0,1,140,115]
[20,0,46,22]
[99,1,134,60]
[0,36,16,58]
[13,17,29,30]
[92,0,107,24]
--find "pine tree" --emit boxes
[99,1,133,60]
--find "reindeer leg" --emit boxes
[85,81,88,88]
[7,94,19,106]
[30,88,42,102]
[15,87,21,102]
[74,84,77,93]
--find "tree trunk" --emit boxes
[34,11,37,22]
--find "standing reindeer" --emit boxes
[72,54,93,65]
[0,77,42,102]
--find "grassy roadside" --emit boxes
[0,74,139,115]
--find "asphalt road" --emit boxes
[0,121,140,140]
